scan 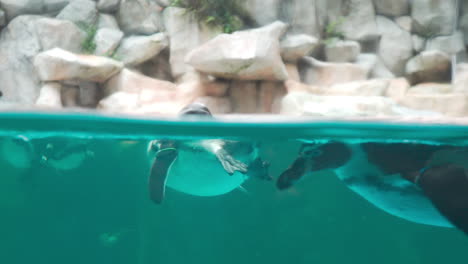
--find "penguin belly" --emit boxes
[336,144,453,228]
[165,149,247,197]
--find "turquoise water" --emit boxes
[0,112,468,264]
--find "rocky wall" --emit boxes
[0,0,467,117]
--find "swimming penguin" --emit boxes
[277,141,468,235]
[147,103,271,204]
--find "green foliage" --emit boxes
[324,17,345,45]
[78,23,97,54]
[170,0,247,33]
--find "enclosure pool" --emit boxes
[0,111,467,264]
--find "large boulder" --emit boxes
[0,0,70,21]
[56,0,98,27]
[278,0,324,37]
[400,92,468,117]
[373,0,409,17]
[34,48,123,82]
[376,16,412,76]
[186,21,289,81]
[300,57,368,87]
[426,31,466,56]
[97,13,120,30]
[324,39,361,63]
[36,82,63,108]
[245,0,280,26]
[280,34,319,62]
[117,0,161,35]
[35,17,86,53]
[323,79,390,96]
[355,53,394,79]
[114,33,167,66]
[163,7,222,78]
[93,28,124,56]
[411,0,456,36]
[405,50,451,84]
[97,0,120,12]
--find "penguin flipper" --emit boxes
[149,148,178,204]
[276,157,307,190]
[418,164,468,235]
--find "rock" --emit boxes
[412,35,425,52]
[280,34,319,62]
[395,16,412,32]
[245,0,280,26]
[0,9,6,27]
[98,13,119,30]
[163,7,222,78]
[103,68,175,94]
[56,0,98,27]
[355,53,395,79]
[78,81,99,107]
[34,48,123,82]
[426,31,465,55]
[186,21,288,81]
[93,28,123,56]
[300,57,367,87]
[411,0,456,36]
[193,96,232,114]
[399,93,468,117]
[36,82,63,108]
[98,91,140,112]
[285,63,300,82]
[0,16,43,104]
[35,17,86,53]
[323,79,389,96]
[461,14,468,46]
[377,16,412,76]
[138,50,173,82]
[114,33,167,66]
[325,39,361,63]
[0,0,53,20]
[230,81,258,113]
[374,0,409,17]
[61,85,79,107]
[97,0,120,12]
[384,77,410,102]
[407,83,453,94]
[117,0,161,35]
[284,80,321,94]
[330,0,379,41]
[405,50,451,84]
[278,0,323,37]
[280,92,407,117]
[454,63,468,93]
[258,81,286,113]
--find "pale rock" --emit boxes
[0,16,43,104]
[384,78,410,102]
[163,7,222,78]
[98,13,119,30]
[35,18,86,53]
[405,50,451,84]
[61,85,79,107]
[186,21,289,81]
[103,68,175,95]
[117,0,161,35]
[280,34,319,62]
[34,48,123,82]
[374,0,409,17]
[98,91,140,112]
[400,93,468,117]
[461,14,468,45]
[284,80,321,94]
[426,31,466,55]
[36,82,63,108]
[78,81,99,107]
[454,63,468,93]
[411,0,456,36]
[245,0,280,26]
[0,0,69,20]
[94,28,123,56]
[395,16,412,32]
[194,96,232,114]
[57,0,98,27]
[412,35,425,52]
[323,79,389,96]
[377,16,412,76]
[230,81,258,113]
[258,81,286,113]
[114,33,167,66]
[0,9,6,26]
[330,0,379,41]
[355,53,395,79]
[407,83,453,94]
[285,63,300,82]
[97,0,120,12]
[325,39,361,63]
[300,57,368,87]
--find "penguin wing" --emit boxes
[149,148,178,204]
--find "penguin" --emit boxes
[277,141,468,235]
[148,103,270,204]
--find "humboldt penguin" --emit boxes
[277,141,468,235]
[148,103,270,204]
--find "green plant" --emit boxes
[324,17,345,45]
[78,23,97,54]
[170,0,248,33]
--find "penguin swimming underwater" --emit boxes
[277,141,468,235]
[148,103,271,204]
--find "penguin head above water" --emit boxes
[179,103,212,117]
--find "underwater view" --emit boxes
[1,0,468,263]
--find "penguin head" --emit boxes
[179,103,212,117]
[299,141,352,171]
